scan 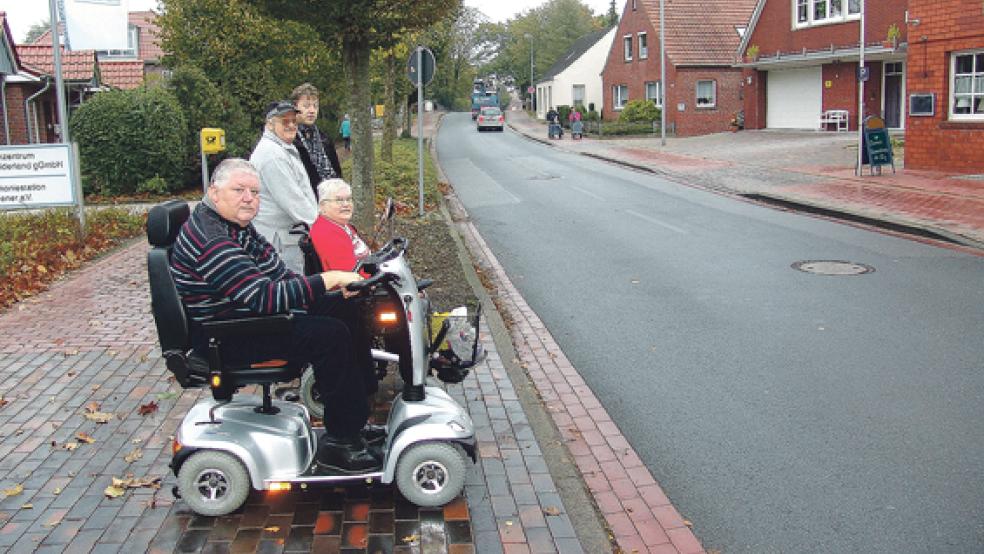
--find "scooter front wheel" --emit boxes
[396,442,466,507]
[177,450,251,516]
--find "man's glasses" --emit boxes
[326,197,353,204]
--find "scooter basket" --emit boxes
[429,304,484,384]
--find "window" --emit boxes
[613,85,629,110]
[572,84,586,106]
[97,24,138,59]
[696,80,716,108]
[950,50,984,120]
[639,33,648,59]
[794,0,859,27]
[645,81,662,107]
[623,35,633,61]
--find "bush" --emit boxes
[618,99,661,123]
[166,65,255,184]
[137,175,170,195]
[70,87,186,196]
[585,109,600,122]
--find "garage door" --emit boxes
[766,67,822,129]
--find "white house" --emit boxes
[535,27,616,120]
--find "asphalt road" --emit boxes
[436,112,984,553]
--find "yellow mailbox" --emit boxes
[200,128,226,154]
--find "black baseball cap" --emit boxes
[265,101,297,120]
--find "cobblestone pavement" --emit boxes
[506,106,984,251]
[0,236,589,552]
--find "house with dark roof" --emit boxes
[5,42,100,144]
[534,28,616,120]
[600,0,757,136]
[736,0,908,132]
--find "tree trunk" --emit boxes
[381,51,398,162]
[343,36,374,232]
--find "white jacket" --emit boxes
[249,129,316,273]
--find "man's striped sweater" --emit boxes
[170,203,326,323]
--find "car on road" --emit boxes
[476,107,504,132]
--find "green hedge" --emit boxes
[70,87,187,196]
[618,99,661,123]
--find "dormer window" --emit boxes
[795,0,859,28]
[96,24,138,59]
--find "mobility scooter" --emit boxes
[146,200,481,516]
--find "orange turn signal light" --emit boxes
[378,311,398,324]
[172,439,182,455]
[268,482,292,492]
[210,374,222,388]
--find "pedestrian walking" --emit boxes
[339,114,351,151]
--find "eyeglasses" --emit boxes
[325,197,353,204]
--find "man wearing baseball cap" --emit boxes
[249,101,316,273]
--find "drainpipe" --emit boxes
[25,77,52,144]
[1,74,9,145]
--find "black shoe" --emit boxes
[362,423,387,445]
[316,435,382,474]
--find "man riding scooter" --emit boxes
[169,158,381,473]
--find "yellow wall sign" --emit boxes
[375,105,385,117]
[200,128,226,154]
[825,80,833,89]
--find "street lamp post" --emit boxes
[524,33,534,111]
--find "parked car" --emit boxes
[476,106,504,132]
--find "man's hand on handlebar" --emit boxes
[320,271,363,298]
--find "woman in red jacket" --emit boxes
[310,178,371,274]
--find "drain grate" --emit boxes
[791,260,875,276]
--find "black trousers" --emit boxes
[192,294,374,438]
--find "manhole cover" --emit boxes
[791,260,875,275]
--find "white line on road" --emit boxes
[625,209,688,234]
[570,185,605,202]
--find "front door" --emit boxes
[883,62,904,129]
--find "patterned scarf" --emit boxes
[298,124,337,180]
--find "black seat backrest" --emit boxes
[146,201,197,379]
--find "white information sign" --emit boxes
[0,144,77,209]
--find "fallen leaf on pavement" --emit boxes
[0,396,8,409]
[402,534,419,543]
[85,402,101,413]
[84,411,114,424]
[21,504,33,509]
[137,401,158,416]
[3,484,24,497]
[263,526,280,533]
[124,448,143,463]
[76,432,95,444]
[62,442,80,451]
[104,484,125,499]
[543,506,562,516]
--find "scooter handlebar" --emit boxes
[344,272,399,295]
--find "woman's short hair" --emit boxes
[317,178,350,203]
[211,158,259,189]
[290,83,320,103]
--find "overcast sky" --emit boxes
[2,0,615,45]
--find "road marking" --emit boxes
[570,185,604,202]
[625,209,688,234]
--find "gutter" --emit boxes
[1,74,8,145]
[735,43,906,69]
[24,77,51,144]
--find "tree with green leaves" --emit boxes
[24,19,50,44]
[241,0,460,230]
[476,0,604,96]
[157,0,344,134]
[608,0,620,26]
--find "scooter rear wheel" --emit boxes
[178,450,251,516]
[299,367,323,420]
[396,442,466,507]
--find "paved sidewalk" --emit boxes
[506,106,984,251]
[0,235,604,553]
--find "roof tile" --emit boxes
[16,43,98,82]
[99,59,144,89]
[639,0,757,65]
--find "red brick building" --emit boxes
[737,0,908,132]
[0,12,21,145]
[600,0,757,136]
[903,0,984,173]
